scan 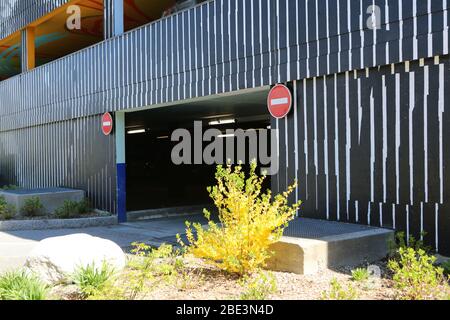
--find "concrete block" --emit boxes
[0,188,85,216]
[267,237,328,275]
[323,229,395,268]
[266,228,394,275]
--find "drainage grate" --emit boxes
[283,218,378,239]
[145,217,383,246]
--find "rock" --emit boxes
[49,284,83,300]
[25,234,126,284]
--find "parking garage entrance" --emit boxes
[125,88,272,213]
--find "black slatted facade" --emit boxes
[273,56,450,254]
[1,1,449,131]
[0,0,449,254]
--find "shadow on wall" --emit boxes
[0,151,16,188]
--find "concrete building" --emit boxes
[0,0,449,256]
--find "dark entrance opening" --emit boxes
[125,88,271,212]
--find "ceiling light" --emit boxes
[127,129,146,134]
[208,118,236,126]
[218,133,235,138]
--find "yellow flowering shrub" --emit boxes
[180,163,301,275]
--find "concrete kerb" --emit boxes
[0,215,117,232]
[127,205,214,221]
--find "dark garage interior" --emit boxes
[125,88,272,212]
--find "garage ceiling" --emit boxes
[126,88,271,130]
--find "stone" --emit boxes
[25,233,126,284]
[49,284,83,300]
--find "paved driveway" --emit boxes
[0,215,208,273]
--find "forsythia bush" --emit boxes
[181,163,301,275]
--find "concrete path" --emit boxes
[0,214,207,273]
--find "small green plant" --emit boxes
[0,185,19,191]
[54,199,91,219]
[351,268,370,282]
[0,196,6,209]
[388,247,447,300]
[180,163,301,275]
[0,270,48,300]
[21,197,44,217]
[0,196,16,220]
[239,271,277,300]
[76,199,91,215]
[54,200,79,219]
[87,280,127,300]
[177,268,204,291]
[0,205,16,220]
[441,260,450,277]
[91,243,184,300]
[129,242,181,275]
[321,278,358,300]
[73,262,115,298]
[389,232,432,258]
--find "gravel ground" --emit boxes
[271,266,396,300]
[52,257,449,300]
[143,259,398,300]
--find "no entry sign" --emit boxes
[267,84,292,119]
[101,112,113,136]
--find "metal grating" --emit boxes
[283,218,381,240]
[151,216,383,245]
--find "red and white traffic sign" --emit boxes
[267,84,293,119]
[101,112,113,136]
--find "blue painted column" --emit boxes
[105,1,125,222]
[115,112,127,223]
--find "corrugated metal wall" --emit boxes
[0,114,116,213]
[274,55,450,254]
[1,1,449,132]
